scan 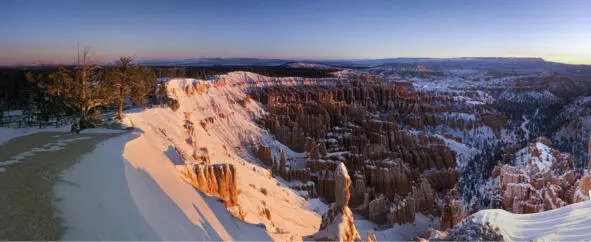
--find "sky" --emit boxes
[1,0,590,65]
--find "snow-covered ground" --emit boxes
[0,127,125,146]
[435,134,478,171]
[0,127,126,172]
[521,114,530,139]
[471,200,591,241]
[54,132,273,240]
[0,127,69,145]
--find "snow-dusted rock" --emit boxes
[312,162,361,241]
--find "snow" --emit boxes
[498,90,561,105]
[520,114,530,138]
[335,162,349,179]
[0,127,126,172]
[513,142,556,172]
[0,136,89,172]
[306,198,329,216]
[0,127,125,146]
[54,133,272,240]
[285,62,334,70]
[354,214,439,241]
[471,200,591,241]
[0,127,69,145]
[54,73,324,240]
[435,134,477,170]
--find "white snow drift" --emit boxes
[471,200,591,241]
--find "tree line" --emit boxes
[1,49,168,128]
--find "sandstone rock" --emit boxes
[350,171,366,206]
[365,232,377,242]
[313,203,361,242]
[257,145,272,167]
[368,194,389,224]
[494,142,588,214]
[185,163,239,206]
[312,162,361,242]
[440,197,464,231]
[318,169,336,203]
[573,174,591,202]
[228,205,247,221]
[335,162,351,207]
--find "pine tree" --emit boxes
[41,47,112,125]
[106,57,157,119]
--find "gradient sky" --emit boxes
[1,0,590,65]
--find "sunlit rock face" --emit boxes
[184,163,239,206]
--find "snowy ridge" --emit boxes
[513,142,558,172]
[471,200,591,241]
[285,62,335,70]
[219,71,342,88]
[57,72,329,240]
[497,90,561,105]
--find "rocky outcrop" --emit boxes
[491,141,587,214]
[184,163,239,206]
[572,174,591,202]
[312,162,361,242]
[365,232,377,242]
[440,189,464,231]
[366,178,435,225]
[257,144,272,167]
[291,182,317,198]
[365,159,413,198]
[318,169,336,203]
[430,220,504,241]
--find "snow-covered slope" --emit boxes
[284,62,336,70]
[471,200,591,241]
[55,72,327,240]
[497,90,561,105]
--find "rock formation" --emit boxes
[490,141,588,213]
[312,162,361,242]
[257,144,272,167]
[184,163,239,206]
[440,189,464,231]
[572,174,591,202]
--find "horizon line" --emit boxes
[4,56,590,67]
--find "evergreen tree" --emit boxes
[105,57,157,119]
[40,47,112,125]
